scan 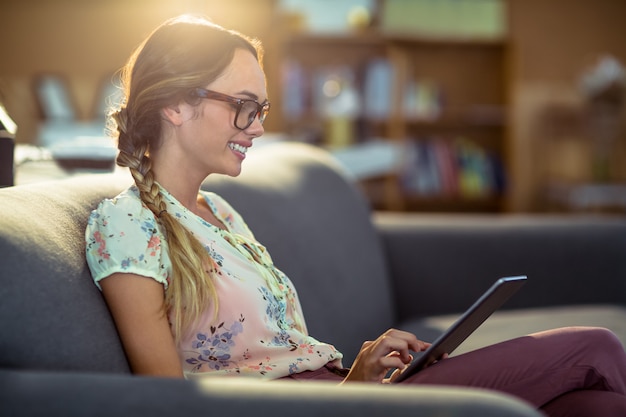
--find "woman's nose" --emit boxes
[246,115,265,137]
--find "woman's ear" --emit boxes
[161,103,185,126]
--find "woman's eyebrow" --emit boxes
[236,90,268,102]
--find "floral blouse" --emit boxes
[85,185,343,379]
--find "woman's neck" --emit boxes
[150,146,208,212]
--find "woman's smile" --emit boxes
[228,141,250,159]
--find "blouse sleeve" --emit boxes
[85,191,170,290]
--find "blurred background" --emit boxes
[1,0,625,214]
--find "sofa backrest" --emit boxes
[0,173,133,373]
[0,142,395,372]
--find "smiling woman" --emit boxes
[86,15,275,377]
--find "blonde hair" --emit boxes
[110,15,263,343]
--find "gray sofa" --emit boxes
[1,141,625,416]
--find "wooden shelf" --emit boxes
[283,30,507,47]
[402,194,504,212]
[360,168,506,211]
[272,25,510,212]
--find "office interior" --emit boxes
[0,0,625,214]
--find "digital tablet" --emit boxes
[393,275,527,383]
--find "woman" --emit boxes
[85,15,626,416]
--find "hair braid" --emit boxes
[113,106,219,342]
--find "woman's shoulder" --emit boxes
[85,185,170,289]
[91,185,151,219]
[87,185,161,233]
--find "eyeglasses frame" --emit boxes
[192,88,270,130]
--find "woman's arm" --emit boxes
[100,273,184,378]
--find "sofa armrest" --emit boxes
[0,369,541,417]
[374,213,626,322]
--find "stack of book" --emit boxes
[401,137,505,198]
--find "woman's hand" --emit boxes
[342,328,431,384]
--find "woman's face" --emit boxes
[168,48,267,179]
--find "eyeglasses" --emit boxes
[192,88,270,130]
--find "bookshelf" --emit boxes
[270,29,510,212]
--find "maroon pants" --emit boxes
[284,327,626,416]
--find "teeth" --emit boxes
[229,143,247,154]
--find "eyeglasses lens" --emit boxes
[237,101,268,129]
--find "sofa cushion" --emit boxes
[201,142,396,364]
[375,213,626,320]
[0,174,132,373]
[0,369,543,417]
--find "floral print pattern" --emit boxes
[185,315,245,372]
[85,185,343,379]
